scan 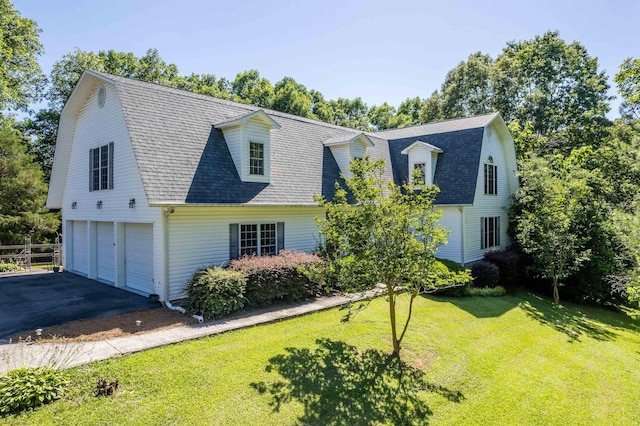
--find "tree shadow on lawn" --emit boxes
[517,293,640,343]
[251,338,464,426]
[428,293,522,318]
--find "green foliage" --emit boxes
[228,251,324,307]
[93,378,119,397]
[0,0,45,111]
[466,286,507,297]
[0,367,68,415]
[511,154,596,303]
[484,249,523,289]
[0,122,59,244]
[185,267,247,318]
[231,69,274,108]
[471,260,500,288]
[492,31,611,152]
[315,157,471,354]
[441,51,494,118]
[614,57,640,119]
[18,108,59,181]
[0,262,21,272]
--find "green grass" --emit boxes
[3,292,640,425]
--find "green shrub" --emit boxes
[471,260,500,288]
[0,262,21,273]
[186,267,247,318]
[228,251,324,307]
[467,286,507,297]
[432,259,472,297]
[484,249,523,289]
[0,367,68,415]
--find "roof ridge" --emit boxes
[373,112,499,136]
[89,70,377,134]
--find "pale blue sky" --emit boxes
[13,0,639,116]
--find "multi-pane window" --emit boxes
[413,162,426,185]
[249,142,264,175]
[484,157,497,195]
[90,143,113,191]
[481,216,500,249]
[240,223,276,256]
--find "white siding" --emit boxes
[242,118,271,182]
[463,123,514,262]
[221,125,242,176]
[435,207,463,263]
[166,206,324,300]
[329,145,351,177]
[60,82,165,296]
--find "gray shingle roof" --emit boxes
[93,71,492,206]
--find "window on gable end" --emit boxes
[249,142,264,175]
[484,156,497,195]
[89,142,114,191]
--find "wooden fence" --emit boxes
[0,237,61,273]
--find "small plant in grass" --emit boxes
[471,260,500,288]
[94,378,119,397]
[185,267,247,318]
[0,367,68,415]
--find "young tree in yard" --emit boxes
[315,158,471,356]
[511,155,594,304]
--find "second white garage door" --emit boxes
[96,222,115,283]
[124,223,154,294]
[71,220,88,275]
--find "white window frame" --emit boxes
[90,143,113,191]
[481,216,500,249]
[240,223,277,256]
[484,157,497,195]
[413,162,426,185]
[249,142,264,176]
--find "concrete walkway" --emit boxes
[0,292,375,375]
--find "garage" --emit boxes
[124,223,154,294]
[70,220,88,275]
[96,222,115,283]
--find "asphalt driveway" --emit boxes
[0,272,158,338]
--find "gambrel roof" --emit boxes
[48,71,510,208]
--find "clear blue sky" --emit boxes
[13,0,639,117]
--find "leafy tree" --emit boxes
[315,158,471,355]
[0,121,58,244]
[309,90,334,124]
[18,107,58,181]
[272,76,313,117]
[492,31,611,153]
[330,97,371,131]
[175,73,231,99]
[231,69,274,108]
[397,97,422,125]
[510,154,595,304]
[441,52,494,118]
[419,91,444,123]
[614,57,640,119]
[0,0,45,112]
[368,103,396,130]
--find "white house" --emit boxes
[46,70,519,301]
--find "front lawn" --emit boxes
[4,292,640,425]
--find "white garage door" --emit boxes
[124,223,154,294]
[71,221,88,275]
[96,222,115,283]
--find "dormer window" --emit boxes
[484,156,497,195]
[413,162,426,185]
[249,142,264,175]
[323,132,374,178]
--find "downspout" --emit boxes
[459,206,466,265]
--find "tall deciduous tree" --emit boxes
[492,31,611,153]
[315,158,471,355]
[231,69,274,108]
[510,154,594,304]
[441,52,493,118]
[0,0,45,112]
[272,76,313,118]
[614,57,640,119]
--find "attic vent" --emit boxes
[97,85,106,108]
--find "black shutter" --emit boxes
[277,222,285,254]
[480,217,485,249]
[496,217,500,246]
[229,223,239,260]
[494,166,498,195]
[108,142,114,189]
[89,148,94,192]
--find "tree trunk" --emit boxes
[387,283,400,356]
[553,279,560,304]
